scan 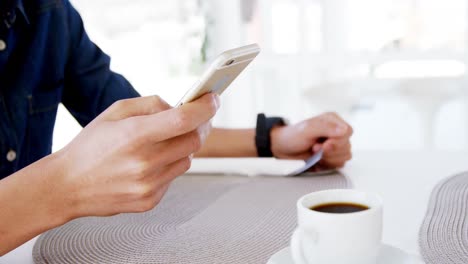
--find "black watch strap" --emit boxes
[255,113,286,157]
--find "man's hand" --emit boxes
[270,112,353,169]
[0,93,220,255]
[56,93,220,218]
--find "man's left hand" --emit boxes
[270,112,353,169]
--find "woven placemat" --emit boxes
[33,174,349,264]
[419,172,468,264]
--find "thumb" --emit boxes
[97,96,172,122]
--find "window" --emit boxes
[53,0,205,151]
[72,0,206,103]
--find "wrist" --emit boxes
[0,151,75,254]
[36,150,77,225]
[270,125,284,158]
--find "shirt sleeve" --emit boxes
[62,0,140,127]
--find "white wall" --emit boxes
[53,0,468,152]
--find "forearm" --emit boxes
[196,128,257,157]
[0,153,70,255]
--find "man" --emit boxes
[0,0,353,255]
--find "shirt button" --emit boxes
[0,39,6,51]
[6,150,16,162]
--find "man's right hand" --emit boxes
[55,93,219,218]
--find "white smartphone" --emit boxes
[176,43,260,106]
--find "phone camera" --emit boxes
[225,59,235,66]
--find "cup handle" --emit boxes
[291,229,308,264]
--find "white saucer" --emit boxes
[267,244,425,264]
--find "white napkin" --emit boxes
[187,158,305,177]
[188,150,325,177]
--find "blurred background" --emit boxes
[54,0,468,152]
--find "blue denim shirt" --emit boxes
[0,0,140,179]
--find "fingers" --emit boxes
[98,96,172,122]
[130,93,220,143]
[154,156,193,186]
[120,156,192,213]
[322,112,352,137]
[320,154,351,168]
[313,143,322,152]
[319,138,352,168]
[151,121,212,166]
[130,157,192,213]
[322,138,351,154]
[120,182,171,213]
[300,112,352,140]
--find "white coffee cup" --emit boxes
[291,189,383,264]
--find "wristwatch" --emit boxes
[255,113,286,157]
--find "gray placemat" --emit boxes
[33,174,349,264]
[419,172,468,264]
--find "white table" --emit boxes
[2,150,467,263]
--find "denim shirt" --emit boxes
[0,0,140,179]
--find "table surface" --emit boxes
[2,150,467,264]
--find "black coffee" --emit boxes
[310,202,369,214]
